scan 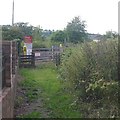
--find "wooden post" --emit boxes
[52,46,54,61]
[32,53,35,67]
[2,41,12,87]
[12,41,16,74]
[2,55,6,89]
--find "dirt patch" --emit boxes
[14,74,51,118]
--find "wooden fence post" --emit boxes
[52,46,54,61]
[2,55,6,89]
[2,41,12,87]
[12,41,16,75]
[32,52,35,67]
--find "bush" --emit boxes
[33,39,52,48]
[60,40,119,118]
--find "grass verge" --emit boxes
[19,63,81,118]
[17,112,41,118]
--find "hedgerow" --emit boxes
[60,40,119,118]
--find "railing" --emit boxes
[19,53,35,68]
[33,47,62,63]
[33,48,52,52]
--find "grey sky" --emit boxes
[0,0,119,34]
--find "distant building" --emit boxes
[88,33,103,41]
[93,39,100,42]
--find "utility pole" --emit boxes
[12,0,14,26]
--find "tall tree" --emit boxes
[65,16,88,43]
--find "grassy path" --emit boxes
[15,63,81,118]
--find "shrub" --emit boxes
[60,40,119,118]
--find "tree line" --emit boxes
[1,16,118,44]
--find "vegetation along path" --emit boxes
[14,63,81,118]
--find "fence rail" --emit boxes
[19,47,63,67]
[19,54,35,68]
[33,47,62,64]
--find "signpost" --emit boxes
[24,36,33,55]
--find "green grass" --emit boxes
[19,63,81,118]
[17,112,41,118]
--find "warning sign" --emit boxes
[24,36,33,55]
[24,36,32,43]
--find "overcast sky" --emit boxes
[0,0,119,34]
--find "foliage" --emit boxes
[32,26,43,41]
[65,16,88,43]
[2,17,89,46]
[103,31,118,40]
[2,22,54,48]
[43,29,54,39]
[60,40,119,118]
[2,23,33,40]
[51,30,66,43]
[32,38,52,48]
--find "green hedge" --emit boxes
[60,40,119,118]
